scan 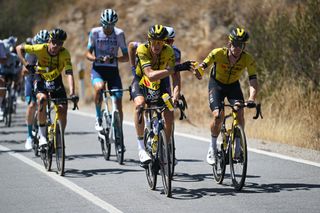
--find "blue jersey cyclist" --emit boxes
[86,8,129,131]
[23,30,49,150]
[0,36,20,121]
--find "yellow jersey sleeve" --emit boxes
[24,44,73,81]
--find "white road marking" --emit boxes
[71,110,320,168]
[0,145,122,213]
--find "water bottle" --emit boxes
[193,61,204,80]
[162,93,174,111]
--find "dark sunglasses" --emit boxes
[51,39,64,46]
[232,41,245,49]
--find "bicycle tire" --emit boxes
[113,110,124,165]
[5,92,12,127]
[41,131,52,172]
[229,125,247,191]
[32,112,39,157]
[212,132,227,183]
[55,120,65,176]
[159,129,172,197]
[169,128,175,178]
[102,112,111,160]
[144,128,157,190]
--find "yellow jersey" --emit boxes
[135,43,175,90]
[203,47,257,84]
[24,43,72,81]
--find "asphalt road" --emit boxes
[1,104,320,213]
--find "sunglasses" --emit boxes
[103,24,115,29]
[231,41,245,49]
[51,39,64,46]
[150,40,165,46]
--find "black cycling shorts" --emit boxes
[34,77,67,104]
[208,77,244,111]
[130,75,169,106]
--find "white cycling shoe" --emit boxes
[139,149,151,163]
[25,137,33,150]
[206,147,217,165]
[38,136,47,147]
[95,118,103,131]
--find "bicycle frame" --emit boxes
[98,88,129,164]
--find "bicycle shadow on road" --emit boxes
[65,167,142,178]
[240,182,320,194]
[171,186,240,200]
[66,153,104,161]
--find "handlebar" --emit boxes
[39,95,79,112]
[137,105,167,124]
[94,55,115,63]
[223,102,263,119]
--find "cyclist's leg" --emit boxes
[24,75,37,149]
[35,79,48,146]
[91,67,105,130]
[50,87,68,130]
[163,109,174,143]
[227,81,245,158]
[207,78,226,164]
[25,75,37,137]
[131,77,150,163]
[105,68,123,121]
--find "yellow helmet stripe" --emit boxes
[155,25,163,34]
[237,28,245,37]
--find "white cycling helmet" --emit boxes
[165,26,175,39]
[34,30,49,44]
[100,9,118,27]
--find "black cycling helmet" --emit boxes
[49,28,67,41]
[148,25,168,40]
[229,27,249,43]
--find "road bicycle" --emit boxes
[0,78,17,127]
[212,101,263,191]
[98,88,130,165]
[40,94,78,176]
[138,103,173,197]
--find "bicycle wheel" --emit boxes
[212,142,226,184]
[41,133,52,172]
[144,128,157,190]
[229,125,248,191]
[55,120,65,176]
[101,112,111,160]
[113,111,124,164]
[32,112,39,157]
[4,92,12,127]
[169,129,175,178]
[159,129,172,197]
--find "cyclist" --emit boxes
[16,28,77,148]
[23,30,49,150]
[0,37,21,121]
[86,8,129,131]
[128,26,181,104]
[0,40,7,120]
[195,27,258,165]
[131,24,192,163]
